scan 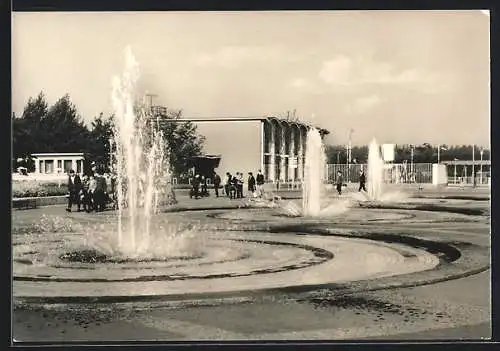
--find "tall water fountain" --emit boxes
[367,138,384,201]
[302,128,327,216]
[108,46,172,258]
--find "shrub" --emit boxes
[12,181,67,198]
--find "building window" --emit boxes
[44,160,54,174]
[77,160,82,173]
[264,123,271,153]
[64,160,72,172]
[264,155,270,180]
[284,158,289,182]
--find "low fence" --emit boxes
[447,176,491,186]
[325,163,434,184]
[326,163,491,187]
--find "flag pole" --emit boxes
[472,144,476,187]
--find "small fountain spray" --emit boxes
[302,128,327,216]
[367,138,384,201]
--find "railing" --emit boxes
[325,163,434,184]
[447,176,491,187]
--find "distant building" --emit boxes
[157,116,330,183]
[31,153,85,175]
[151,105,167,116]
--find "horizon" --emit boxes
[12,10,490,148]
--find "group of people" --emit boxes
[67,166,368,211]
[190,168,367,199]
[66,169,116,213]
[334,170,367,195]
[189,170,265,200]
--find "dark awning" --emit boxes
[186,155,221,168]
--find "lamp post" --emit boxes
[480,148,484,185]
[472,144,476,187]
[347,128,354,183]
[410,145,415,183]
[437,144,441,164]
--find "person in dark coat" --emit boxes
[213,172,221,197]
[247,172,256,197]
[66,170,82,212]
[236,172,244,198]
[335,171,344,195]
[230,173,238,199]
[200,175,209,197]
[80,175,91,212]
[190,174,201,199]
[94,172,108,212]
[255,170,265,198]
[224,173,232,197]
[359,170,367,192]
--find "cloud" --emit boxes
[290,78,307,88]
[318,55,446,92]
[318,55,353,84]
[351,94,382,114]
[194,45,282,68]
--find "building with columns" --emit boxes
[171,117,329,183]
[31,153,85,176]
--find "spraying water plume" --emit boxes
[302,128,327,216]
[367,138,384,201]
[108,46,173,258]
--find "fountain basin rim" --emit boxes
[13,266,489,306]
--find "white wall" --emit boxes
[194,120,262,178]
[432,164,448,185]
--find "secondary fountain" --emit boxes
[367,138,384,201]
[353,138,409,203]
[275,127,351,217]
[302,128,327,216]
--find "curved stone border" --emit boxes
[259,223,490,298]
[358,203,486,216]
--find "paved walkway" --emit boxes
[13,270,490,341]
[12,186,491,342]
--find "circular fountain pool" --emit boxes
[13,226,443,302]
[12,193,490,304]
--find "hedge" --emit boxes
[12,181,67,198]
[12,180,197,198]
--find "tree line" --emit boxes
[12,92,205,177]
[325,144,490,164]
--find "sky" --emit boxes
[12,10,490,147]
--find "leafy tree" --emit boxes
[85,113,114,173]
[38,94,89,153]
[12,92,93,172]
[155,108,205,177]
[13,92,49,158]
[83,107,206,177]
[325,145,368,164]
